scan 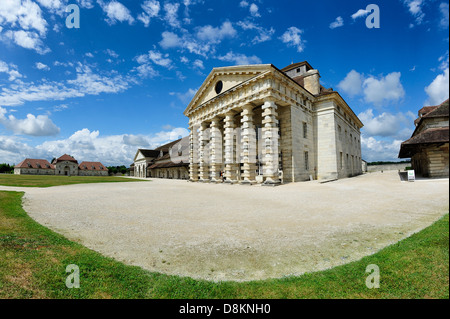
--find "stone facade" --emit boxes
[133,138,189,179]
[184,61,363,184]
[399,99,449,178]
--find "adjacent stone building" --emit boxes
[14,159,55,175]
[184,61,364,184]
[14,154,108,176]
[133,138,189,179]
[399,99,449,177]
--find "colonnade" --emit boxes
[189,101,281,185]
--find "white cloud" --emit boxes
[137,50,172,69]
[196,21,236,44]
[159,31,182,49]
[351,9,369,20]
[33,127,190,166]
[361,136,404,162]
[0,63,130,106]
[0,106,60,136]
[98,0,135,25]
[170,88,197,104]
[164,2,181,28]
[237,21,274,44]
[2,29,51,54]
[337,70,363,96]
[217,51,262,65]
[193,59,204,69]
[138,0,160,27]
[0,0,48,35]
[362,72,405,106]
[105,48,119,58]
[425,68,449,105]
[338,70,405,106]
[358,109,415,138]
[329,16,344,29]
[249,3,260,17]
[239,1,249,8]
[279,26,306,53]
[403,0,425,25]
[77,0,95,9]
[0,59,23,81]
[35,62,50,70]
[439,2,449,28]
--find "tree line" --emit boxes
[106,165,128,175]
[0,164,14,174]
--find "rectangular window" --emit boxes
[340,152,343,170]
[304,151,309,170]
[303,122,307,138]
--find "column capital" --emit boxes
[262,100,277,110]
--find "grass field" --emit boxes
[0,174,147,188]
[0,190,448,299]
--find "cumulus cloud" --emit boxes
[279,26,306,53]
[0,59,23,81]
[31,127,190,166]
[217,51,262,65]
[425,68,449,105]
[351,8,370,20]
[329,16,344,29]
[2,29,51,54]
[98,0,135,25]
[170,88,197,104]
[137,0,160,27]
[363,72,405,106]
[196,21,236,44]
[358,109,415,139]
[0,106,60,136]
[237,21,274,44]
[35,62,49,70]
[164,2,181,28]
[361,136,404,162]
[337,70,363,96]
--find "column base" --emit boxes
[262,177,281,186]
[210,178,223,183]
[199,178,210,183]
[240,178,256,185]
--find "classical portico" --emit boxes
[184,62,364,185]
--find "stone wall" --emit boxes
[14,168,55,175]
[367,163,411,172]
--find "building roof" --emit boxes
[399,127,449,158]
[280,61,314,73]
[154,138,183,152]
[138,149,161,158]
[15,159,54,169]
[55,154,78,163]
[78,161,108,171]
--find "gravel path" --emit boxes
[1,171,448,282]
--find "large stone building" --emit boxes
[14,154,108,176]
[133,138,189,179]
[399,99,449,177]
[184,61,363,184]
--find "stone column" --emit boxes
[209,117,223,183]
[262,100,280,185]
[189,124,199,182]
[198,121,210,182]
[240,104,257,185]
[224,111,239,184]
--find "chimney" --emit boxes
[302,69,321,95]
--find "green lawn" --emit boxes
[0,190,448,299]
[0,174,147,188]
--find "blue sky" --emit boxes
[0,0,449,166]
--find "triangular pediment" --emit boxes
[183,64,273,115]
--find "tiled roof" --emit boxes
[55,154,78,163]
[399,127,449,158]
[138,149,160,158]
[78,161,108,171]
[15,159,54,169]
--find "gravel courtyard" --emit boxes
[2,171,448,282]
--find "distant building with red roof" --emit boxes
[14,154,108,176]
